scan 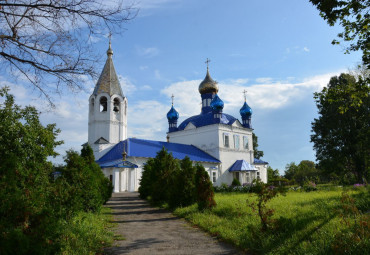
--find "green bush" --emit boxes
[231,178,241,186]
[195,164,216,210]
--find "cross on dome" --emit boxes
[243,89,247,102]
[205,58,211,70]
[171,94,174,105]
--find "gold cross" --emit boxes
[171,94,174,105]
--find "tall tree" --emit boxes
[0,0,137,106]
[309,0,370,68]
[253,132,264,159]
[311,73,369,182]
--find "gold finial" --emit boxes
[107,32,113,57]
[243,89,247,102]
[171,94,174,105]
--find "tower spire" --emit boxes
[205,58,211,71]
[243,89,247,102]
[107,32,113,57]
[171,94,174,106]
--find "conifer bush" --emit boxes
[195,164,216,210]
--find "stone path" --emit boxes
[104,192,241,255]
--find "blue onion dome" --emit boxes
[167,105,179,121]
[240,101,252,117]
[210,94,224,111]
[198,68,219,94]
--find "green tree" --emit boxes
[267,166,280,182]
[284,162,298,181]
[253,132,264,159]
[311,73,369,182]
[0,87,63,253]
[195,164,216,210]
[170,156,196,207]
[309,0,370,68]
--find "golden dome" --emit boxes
[198,68,218,94]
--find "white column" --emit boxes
[120,169,125,192]
[113,169,120,193]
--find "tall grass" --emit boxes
[174,188,369,254]
[57,207,114,255]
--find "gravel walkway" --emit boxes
[104,192,241,255]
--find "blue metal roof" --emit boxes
[99,159,138,168]
[228,160,257,172]
[254,158,268,164]
[177,112,238,131]
[96,138,220,164]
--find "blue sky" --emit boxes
[1,0,362,174]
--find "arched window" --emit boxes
[100,96,107,112]
[113,98,120,112]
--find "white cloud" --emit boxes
[303,47,310,52]
[139,65,149,70]
[136,46,159,58]
[119,75,137,95]
[141,85,152,90]
[154,70,161,79]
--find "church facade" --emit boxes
[88,44,268,192]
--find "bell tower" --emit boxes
[88,41,127,160]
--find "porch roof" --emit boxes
[98,159,138,168]
[228,160,257,172]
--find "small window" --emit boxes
[113,98,120,112]
[257,172,260,180]
[223,133,229,148]
[90,98,95,112]
[212,172,217,183]
[246,172,250,183]
[243,136,249,150]
[100,96,107,112]
[234,135,240,150]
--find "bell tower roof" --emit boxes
[93,41,124,97]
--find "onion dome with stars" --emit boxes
[210,94,224,113]
[167,105,179,121]
[198,58,219,95]
[167,95,179,132]
[240,90,252,128]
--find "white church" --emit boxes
[88,44,268,193]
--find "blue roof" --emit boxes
[99,159,138,168]
[254,158,268,164]
[229,160,257,172]
[177,112,238,131]
[96,138,220,164]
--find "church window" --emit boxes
[223,133,229,147]
[99,96,107,112]
[246,172,250,183]
[234,135,240,150]
[113,98,120,112]
[257,171,260,180]
[212,172,217,183]
[243,136,249,150]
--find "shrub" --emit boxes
[195,164,216,210]
[303,181,318,192]
[231,178,241,186]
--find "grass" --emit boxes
[57,207,115,255]
[173,187,369,254]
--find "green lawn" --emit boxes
[173,188,369,254]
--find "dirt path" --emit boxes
[104,192,240,255]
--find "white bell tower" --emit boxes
[88,41,128,160]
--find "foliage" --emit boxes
[284,160,321,185]
[139,148,214,209]
[331,191,370,254]
[0,88,113,254]
[0,0,137,105]
[247,180,286,231]
[309,0,370,68]
[267,166,280,183]
[303,181,318,192]
[311,73,370,183]
[174,189,369,254]
[0,87,63,254]
[195,164,216,211]
[231,177,241,187]
[170,156,196,207]
[56,207,115,255]
[252,132,264,159]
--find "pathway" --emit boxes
[104,192,241,255]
